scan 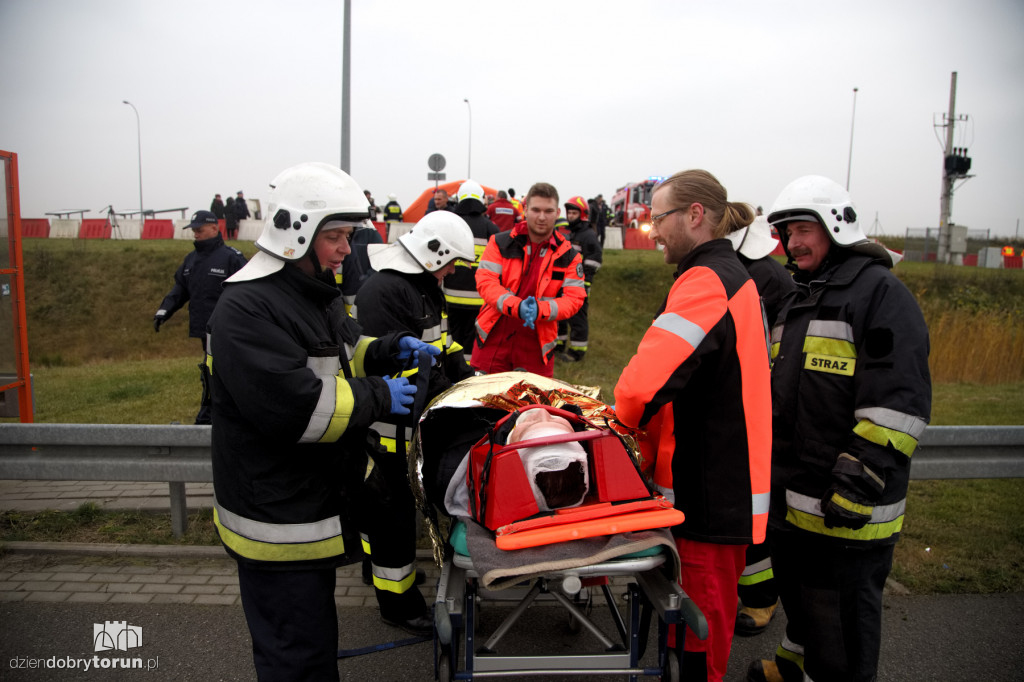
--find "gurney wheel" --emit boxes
[437,651,453,681]
[662,648,680,682]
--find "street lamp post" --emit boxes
[122,100,144,222]
[463,98,472,178]
[845,87,858,191]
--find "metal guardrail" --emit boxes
[0,424,1022,536]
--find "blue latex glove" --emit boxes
[396,336,442,367]
[519,296,538,330]
[383,376,417,415]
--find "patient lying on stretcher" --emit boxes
[444,408,590,517]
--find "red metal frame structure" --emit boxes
[1,150,33,421]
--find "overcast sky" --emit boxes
[2,0,1023,238]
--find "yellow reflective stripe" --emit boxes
[770,342,780,360]
[445,291,484,306]
[737,566,774,586]
[827,490,873,516]
[803,336,857,358]
[776,641,805,671]
[361,536,371,555]
[853,419,918,456]
[372,570,417,595]
[213,508,345,562]
[352,336,374,375]
[449,340,464,353]
[319,378,354,443]
[786,507,904,540]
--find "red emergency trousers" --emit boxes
[472,225,585,374]
[614,239,772,681]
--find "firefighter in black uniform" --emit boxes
[441,180,500,365]
[153,209,246,424]
[747,175,931,682]
[208,162,440,681]
[382,193,404,228]
[353,210,477,596]
[556,195,602,362]
[726,215,795,636]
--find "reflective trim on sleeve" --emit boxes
[785,489,905,541]
[497,292,515,313]
[583,258,601,270]
[307,355,342,377]
[351,336,373,375]
[652,312,707,349]
[562,278,586,289]
[853,407,928,457]
[299,374,355,444]
[479,260,502,273]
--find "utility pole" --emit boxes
[937,72,972,264]
[846,87,858,191]
[340,0,351,173]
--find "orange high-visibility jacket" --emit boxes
[474,223,586,364]
[615,239,772,545]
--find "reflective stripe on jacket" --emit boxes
[474,224,586,364]
[769,251,931,545]
[615,239,772,545]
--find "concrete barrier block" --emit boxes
[49,220,79,238]
[387,222,414,243]
[238,220,261,241]
[604,227,623,250]
[111,220,142,240]
[174,220,194,240]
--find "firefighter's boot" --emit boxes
[746,658,802,682]
[736,599,778,636]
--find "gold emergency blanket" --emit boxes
[407,372,646,565]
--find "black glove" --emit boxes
[153,316,164,332]
[821,487,871,530]
[820,453,884,530]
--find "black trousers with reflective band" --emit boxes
[352,449,425,622]
[771,529,894,682]
[738,536,777,608]
[236,561,339,682]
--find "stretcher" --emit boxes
[408,373,708,681]
[432,519,707,681]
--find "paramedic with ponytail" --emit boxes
[207,162,437,681]
[613,169,772,682]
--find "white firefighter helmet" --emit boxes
[229,162,370,282]
[456,180,485,204]
[767,175,866,247]
[368,210,475,273]
[767,175,899,267]
[727,215,779,260]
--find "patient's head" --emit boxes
[509,409,590,511]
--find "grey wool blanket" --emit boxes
[462,517,680,591]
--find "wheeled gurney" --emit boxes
[408,373,708,681]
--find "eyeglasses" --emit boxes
[650,207,686,230]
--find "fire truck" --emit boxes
[611,176,666,231]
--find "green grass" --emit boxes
[3,241,1024,594]
[0,503,219,546]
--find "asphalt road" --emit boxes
[2,593,1022,681]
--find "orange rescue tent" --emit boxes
[403,180,500,224]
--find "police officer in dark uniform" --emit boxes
[153,210,246,424]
